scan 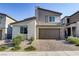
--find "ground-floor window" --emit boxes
[20,26,28,34]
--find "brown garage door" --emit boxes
[39,28,60,39]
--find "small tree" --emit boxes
[12,35,23,47]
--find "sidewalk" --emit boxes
[0,51,79,56]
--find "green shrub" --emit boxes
[75,39,79,46]
[74,39,79,44]
[11,46,21,51]
[12,35,23,47]
[0,45,8,51]
[66,36,79,44]
[66,36,76,44]
[24,45,36,51]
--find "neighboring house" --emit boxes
[0,13,16,40]
[62,11,79,37]
[11,7,64,40]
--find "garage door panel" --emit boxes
[39,28,60,39]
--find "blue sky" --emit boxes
[0,3,79,21]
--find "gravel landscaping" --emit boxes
[0,39,79,51]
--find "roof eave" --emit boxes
[10,16,36,25]
[37,7,62,15]
[0,13,17,21]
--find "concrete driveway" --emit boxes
[33,40,79,51]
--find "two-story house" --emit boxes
[0,13,16,40]
[11,7,64,40]
[62,11,79,37]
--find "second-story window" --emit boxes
[49,16,55,22]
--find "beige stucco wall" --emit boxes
[0,15,6,29]
[28,20,36,40]
[12,19,36,40]
[35,8,61,25]
[5,17,15,28]
[5,17,15,38]
[60,27,65,40]
[76,22,79,37]
[0,15,6,39]
[1,29,5,39]
[1,16,15,39]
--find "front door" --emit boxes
[67,28,71,36]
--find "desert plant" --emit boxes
[11,46,21,51]
[12,35,23,47]
[0,45,8,51]
[29,37,35,44]
[24,45,36,51]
